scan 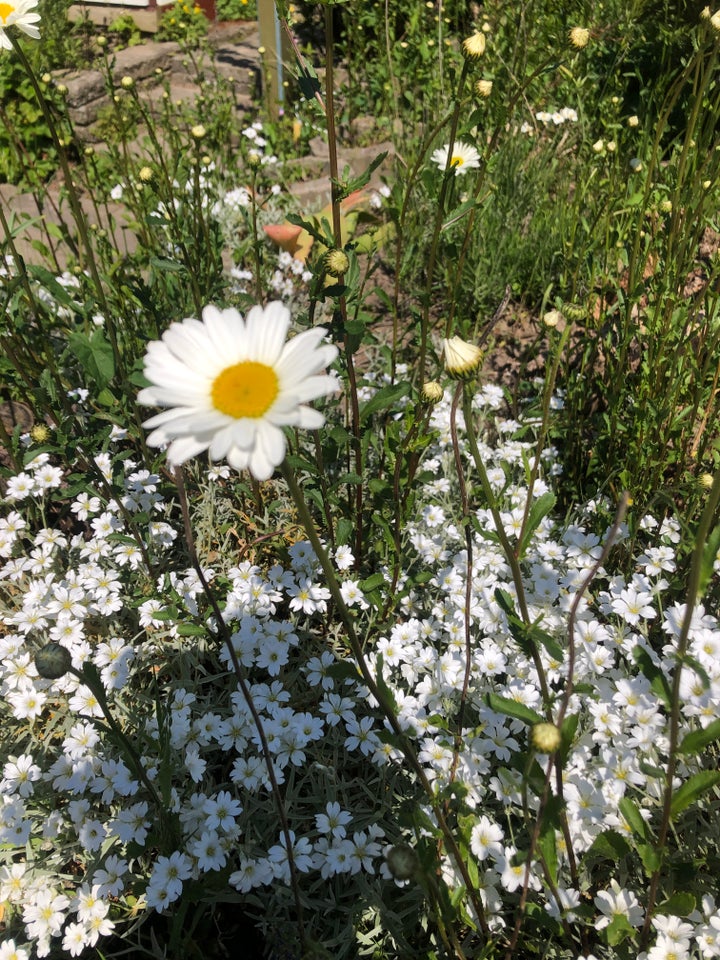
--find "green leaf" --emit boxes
[657,892,696,917]
[175,623,207,636]
[359,382,411,424]
[618,797,653,843]
[605,913,633,946]
[538,823,558,887]
[678,718,720,756]
[638,841,663,876]
[374,654,398,714]
[700,522,720,596]
[586,830,632,861]
[632,646,672,709]
[670,770,720,818]
[518,492,556,557]
[360,572,386,591]
[485,692,544,726]
[67,328,115,391]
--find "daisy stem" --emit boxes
[417,59,470,388]
[280,458,490,941]
[322,4,364,563]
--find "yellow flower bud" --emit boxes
[543,309,564,328]
[476,79,493,98]
[532,722,562,753]
[569,26,590,49]
[30,424,51,443]
[627,115,640,127]
[120,75,134,89]
[191,124,206,139]
[139,166,153,182]
[700,473,715,488]
[421,380,444,404]
[442,336,484,380]
[462,31,486,59]
[324,249,350,277]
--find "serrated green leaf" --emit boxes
[670,770,720,818]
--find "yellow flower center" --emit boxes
[211,360,279,418]
[450,154,465,167]
[0,2,15,22]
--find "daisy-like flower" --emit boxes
[0,0,40,49]
[138,302,338,481]
[431,141,481,176]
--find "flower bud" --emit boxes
[543,309,564,328]
[35,642,72,680]
[421,380,444,404]
[629,157,643,172]
[532,722,562,753]
[569,26,590,48]
[561,302,586,322]
[442,336,483,380]
[324,249,349,277]
[30,424,51,443]
[138,166,153,182]
[385,844,419,882]
[120,75,134,89]
[476,79,493,98]
[700,473,715,488]
[627,114,639,128]
[191,124,206,140]
[462,31,486,59]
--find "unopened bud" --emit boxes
[532,722,562,753]
[35,642,72,680]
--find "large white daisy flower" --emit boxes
[138,302,338,481]
[430,141,481,176]
[0,0,41,49]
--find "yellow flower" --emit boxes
[569,26,590,48]
[442,336,484,379]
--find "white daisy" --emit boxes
[0,0,41,49]
[138,302,338,481]
[430,141,481,176]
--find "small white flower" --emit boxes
[431,141,481,176]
